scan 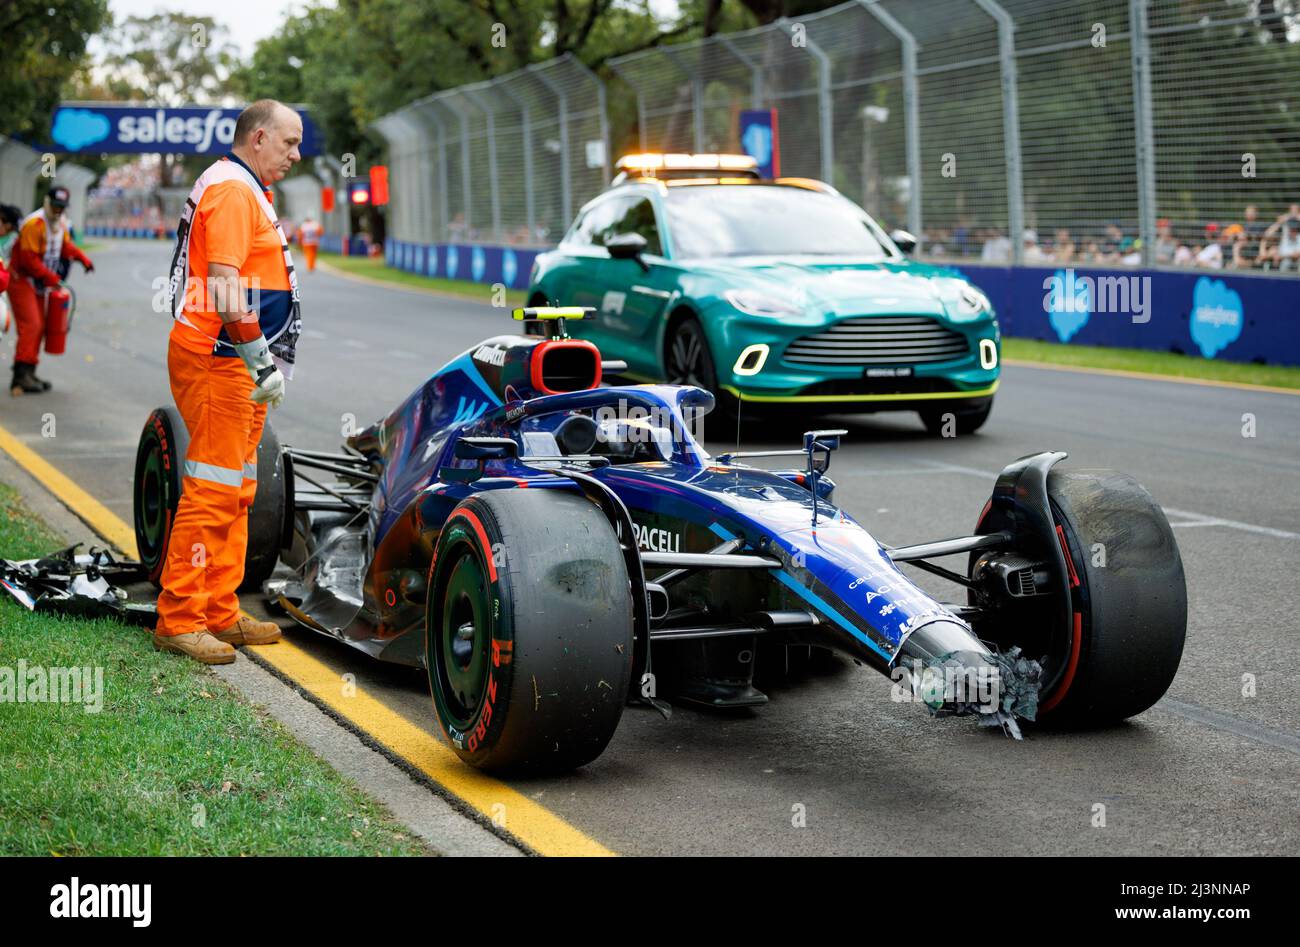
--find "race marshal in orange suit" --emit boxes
[155,99,305,664]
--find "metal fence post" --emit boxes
[421,103,450,242]
[777,17,834,184]
[464,87,502,241]
[449,97,474,234]
[569,56,612,184]
[717,35,764,109]
[500,82,537,237]
[1129,0,1157,266]
[973,0,1024,264]
[859,0,922,244]
[531,63,572,226]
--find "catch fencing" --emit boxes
[373,0,1300,272]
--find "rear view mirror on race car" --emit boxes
[454,436,518,461]
[134,307,1187,775]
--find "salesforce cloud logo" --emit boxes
[1043,268,1090,343]
[471,246,486,282]
[1189,276,1243,359]
[502,249,517,287]
[742,123,772,168]
[51,109,112,151]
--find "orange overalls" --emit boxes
[297,220,321,271]
[156,161,293,637]
[7,212,90,365]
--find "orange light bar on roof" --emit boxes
[774,177,835,193]
[664,177,763,187]
[616,153,759,174]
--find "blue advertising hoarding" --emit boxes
[48,105,321,156]
[738,109,780,178]
[953,263,1300,367]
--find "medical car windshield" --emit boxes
[664,185,893,259]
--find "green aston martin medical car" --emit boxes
[527,153,1001,434]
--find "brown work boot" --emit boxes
[152,630,236,665]
[212,615,282,647]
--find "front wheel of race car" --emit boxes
[973,467,1187,726]
[425,489,634,774]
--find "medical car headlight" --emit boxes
[724,288,803,318]
[956,284,992,316]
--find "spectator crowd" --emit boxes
[923,203,1300,271]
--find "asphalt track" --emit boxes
[2,239,1297,855]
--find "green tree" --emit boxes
[0,0,109,141]
[96,12,241,106]
[234,0,768,164]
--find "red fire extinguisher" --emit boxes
[43,285,75,355]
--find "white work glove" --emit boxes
[233,335,286,408]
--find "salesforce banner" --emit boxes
[49,105,321,156]
[955,263,1299,367]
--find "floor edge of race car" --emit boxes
[0,422,614,858]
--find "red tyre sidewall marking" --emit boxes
[1041,524,1084,714]
[429,504,504,754]
[976,501,1083,715]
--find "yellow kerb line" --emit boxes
[0,421,137,554]
[249,640,615,857]
[0,418,615,857]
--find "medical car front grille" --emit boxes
[784,316,970,366]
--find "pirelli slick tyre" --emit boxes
[133,407,284,592]
[973,468,1186,726]
[1037,469,1186,725]
[134,407,189,587]
[425,489,634,775]
[242,420,285,592]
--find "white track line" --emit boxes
[921,460,1299,541]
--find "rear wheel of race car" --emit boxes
[425,489,634,774]
[133,406,189,586]
[133,407,285,591]
[974,468,1186,726]
[920,399,993,436]
[241,420,286,592]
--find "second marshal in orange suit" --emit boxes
[296,215,321,272]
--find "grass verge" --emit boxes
[1002,337,1300,391]
[0,482,429,855]
[316,252,527,306]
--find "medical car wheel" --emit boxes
[426,490,634,774]
[920,399,993,436]
[134,406,190,586]
[972,468,1186,725]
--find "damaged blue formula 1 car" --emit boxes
[133,308,1187,774]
